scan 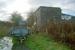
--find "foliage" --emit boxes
[11,12,22,26]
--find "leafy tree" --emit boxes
[11,12,22,26]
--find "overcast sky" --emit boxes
[30,0,75,15]
[0,0,75,21]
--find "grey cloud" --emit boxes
[30,0,66,6]
[0,0,15,14]
[0,0,15,21]
[66,0,75,4]
[0,1,6,9]
[0,0,15,9]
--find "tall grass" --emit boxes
[46,22,75,50]
[25,32,71,50]
[0,22,12,37]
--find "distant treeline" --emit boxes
[0,21,12,37]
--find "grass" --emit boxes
[25,32,71,50]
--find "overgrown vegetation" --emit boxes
[0,22,12,38]
[25,32,71,50]
[27,10,75,50]
[46,22,75,50]
[0,12,23,37]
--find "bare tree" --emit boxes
[27,11,35,28]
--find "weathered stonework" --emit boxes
[34,6,61,31]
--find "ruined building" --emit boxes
[34,6,75,31]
